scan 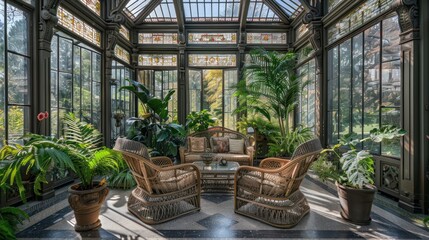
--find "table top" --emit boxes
[193,161,239,173]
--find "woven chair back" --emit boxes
[113,138,155,192]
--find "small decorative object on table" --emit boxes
[201,152,214,166]
[219,159,228,166]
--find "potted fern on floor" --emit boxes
[320,126,405,225]
[0,113,120,232]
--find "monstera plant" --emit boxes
[319,125,406,225]
[121,79,186,158]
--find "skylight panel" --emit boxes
[144,0,177,22]
[125,0,151,19]
[273,0,304,18]
[183,0,241,22]
[247,0,281,22]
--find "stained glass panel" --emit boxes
[120,25,130,41]
[188,33,237,44]
[57,6,101,47]
[327,0,395,44]
[183,0,240,22]
[139,33,178,44]
[297,43,314,63]
[188,54,236,67]
[138,54,177,66]
[328,0,344,11]
[247,0,280,22]
[273,0,304,18]
[114,45,130,64]
[124,0,151,19]
[79,0,101,16]
[144,0,177,22]
[247,33,286,44]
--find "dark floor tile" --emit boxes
[17,229,118,239]
[197,213,238,229]
[157,230,186,238]
[201,194,233,204]
[252,230,364,239]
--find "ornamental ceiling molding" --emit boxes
[39,0,65,51]
[396,0,418,33]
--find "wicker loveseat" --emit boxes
[179,126,254,166]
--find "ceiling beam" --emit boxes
[173,0,185,32]
[263,0,290,24]
[298,0,312,12]
[239,0,251,32]
[135,0,163,25]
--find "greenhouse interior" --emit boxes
[0,0,429,239]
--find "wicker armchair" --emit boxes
[234,139,322,228]
[113,138,201,224]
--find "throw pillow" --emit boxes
[211,137,229,153]
[188,137,206,153]
[229,138,245,154]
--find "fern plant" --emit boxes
[0,205,28,240]
[319,125,406,189]
[0,113,120,198]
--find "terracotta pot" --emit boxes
[336,182,376,225]
[68,181,109,231]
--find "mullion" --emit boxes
[166,2,172,20]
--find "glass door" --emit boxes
[188,69,237,129]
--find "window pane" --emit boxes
[363,23,381,152]
[8,106,29,143]
[59,38,73,72]
[382,60,400,107]
[327,47,339,144]
[352,33,363,140]
[339,39,352,138]
[224,70,237,130]
[382,15,400,62]
[59,72,73,109]
[203,69,223,125]
[7,4,28,55]
[189,70,202,112]
[8,53,29,105]
[381,107,401,157]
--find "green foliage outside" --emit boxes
[234,48,313,156]
[315,125,406,189]
[186,110,216,133]
[121,79,186,157]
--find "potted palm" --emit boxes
[0,113,120,231]
[234,48,313,157]
[319,125,405,225]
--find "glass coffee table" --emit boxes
[193,161,240,193]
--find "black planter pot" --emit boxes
[336,182,376,225]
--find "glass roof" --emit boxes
[274,0,304,18]
[183,0,241,22]
[123,0,303,23]
[144,0,177,22]
[124,0,151,19]
[247,0,280,22]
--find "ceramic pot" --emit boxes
[336,181,376,225]
[68,181,109,231]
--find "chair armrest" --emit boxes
[150,156,174,167]
[245,146,254,165]
[259,158,290,169]
[179,146,187,163]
